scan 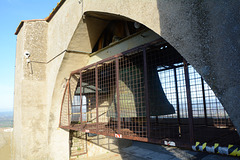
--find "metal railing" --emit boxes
[60,39,240,149]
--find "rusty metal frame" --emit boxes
[174,68,181,125]
[80,71,83,124]
[115,58,121,134]
[59,38,240,150]
[95,65,99,133]
[201,77,208,126]
[183,59,194,145]
[68,79,71,126]
[143,48,151,138]
[70,132,88,157]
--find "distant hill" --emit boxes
[0,112,13,128]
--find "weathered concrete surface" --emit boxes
[80,141,238,160]
[14,0,240,159]
[13,20,48,160]
[46,1,86,159]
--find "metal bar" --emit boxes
[85,133,88,154]
[69,131,72,157]
[79,71,83,123]
[69,80,73,127]
[201,77,208,126]
[68,80,71,126]
[183,59,194,145]
[174,67,181,124]
[143,48,151,138]
[95,65,99,133]
[116,58,121,134]
[70,152,87,157]
[174,67,182,137]
[85,133,88,153]
[77,129,191,149]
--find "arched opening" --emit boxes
[67,11,147,53]
[59,12,240,157]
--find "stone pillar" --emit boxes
[13,20,48,160]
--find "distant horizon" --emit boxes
[0,110,13,113]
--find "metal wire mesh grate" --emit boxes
[69,131,87,157]
[98,60,117,135]
[59,39,240,148]
[118,52,146,138]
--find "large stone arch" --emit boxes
[80,0,240,134]
[46,0,240,159]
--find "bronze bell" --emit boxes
[107,53,175,118]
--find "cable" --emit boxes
[30,50,90,64]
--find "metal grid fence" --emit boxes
[60,39,240,148]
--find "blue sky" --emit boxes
[0,0,59,112]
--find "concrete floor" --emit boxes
[81,141,238,160]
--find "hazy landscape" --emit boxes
[0,111,13,160]
[0,111,13,128]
